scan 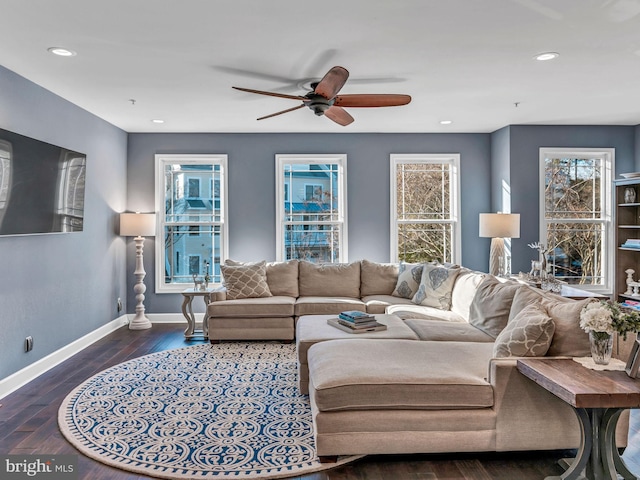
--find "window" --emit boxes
[391,154,461,263]
[276,154,347,263]
[540,148,613,291]
[155,154,228,293]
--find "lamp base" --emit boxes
[489,237,506,277]
[129,313,152,330]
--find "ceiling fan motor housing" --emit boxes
[305,94,333,116]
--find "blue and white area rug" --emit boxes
[58,342,360,479]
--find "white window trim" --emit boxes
[154,154,228,293]
[390,153,461,263]
[275,154,348,262]
[538,147,614,293]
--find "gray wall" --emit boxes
[127,132,492,314]
[0,66,128,380]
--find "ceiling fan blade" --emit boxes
[314,66,349,99]
[334,94,412,107]
[215,66,298,84]
[324,106,354,126]
[257,104,305,121]
[232,86,307,101]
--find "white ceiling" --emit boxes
[1,0,640,133]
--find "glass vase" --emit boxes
[589,331,613,365]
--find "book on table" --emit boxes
[328,317,387,333]
[338,310,376,324]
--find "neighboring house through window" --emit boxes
[276,154,347,263]
[540,148,613,292]
[391,154,461,263]
[155,154,228,293]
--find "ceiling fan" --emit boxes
[232,66,411,126]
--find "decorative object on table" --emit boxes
[625,187,637,203]
[192,274,205,291]
[541,276,564,294]
[203,260,211,288]
[579,300,640,366]
[58,342,362,479]
[625,339,640,378]
[527,242,550,282]
[119,212,156,330]
[478,212,520,277]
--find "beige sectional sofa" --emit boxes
[207,258,629,460]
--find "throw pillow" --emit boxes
[360,259,399,296]
[493,303,555,358]
[411,263,461,310]
[220,261,272,300]
[225,259,299,297]
[392,262,424,299]
[509,285,591,357]
[468,275,521,338]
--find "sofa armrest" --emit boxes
[488,356,582,451]
[211,285,227,302]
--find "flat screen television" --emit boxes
[0,128,86,236]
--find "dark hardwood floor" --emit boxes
[0,323,594,479]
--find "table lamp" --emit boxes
[479,213,520,276]
[120,212,156,330]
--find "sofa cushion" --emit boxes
[493,303,555,357]
[450,269,486,320]
[308,339,494,411]
[392,262,424,299]
[360,260,399,296]
[220,262,272,300]
[385,304,466,322]
[208,295,295,317]
[294,296,366,317]
[412,263,461,310]
[298,261,360,298]
[362,294,414,314]
[509,285,591,357]
[468,275,521,339]
[405,319,495,342]
[226,259,299,297]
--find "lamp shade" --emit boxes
[120,212,156,237]
[479,213,520,238]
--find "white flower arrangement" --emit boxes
[579,301,615,335]
[580,300,640,340]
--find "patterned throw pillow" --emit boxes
[220,262,272,300]
[411,263,461,310]
[493,303,555,358]
[392,262,424,299]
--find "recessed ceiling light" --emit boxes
[47,47,77,57]
[152,119,165,124]
[440,120,452,125]
[534,52,559,61]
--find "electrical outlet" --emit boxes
[117,297,123,312]
[25,336,33,352]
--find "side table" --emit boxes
[181,287,214,339]
[517,358,640,480]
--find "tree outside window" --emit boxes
[540,149,613,290]
[391,154,460,264]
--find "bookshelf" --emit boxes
[615,178,640,302]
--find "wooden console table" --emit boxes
[517,358,640,480]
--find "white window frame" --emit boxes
[275,154,348,262]
[155,154,228,293]
[390,154,461,263]
[539,147,614,293]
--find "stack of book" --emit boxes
[622,239,640,249]
[327,310,387,333]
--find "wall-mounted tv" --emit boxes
[0,128,86,236]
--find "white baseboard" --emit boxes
[0,313,186,400]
